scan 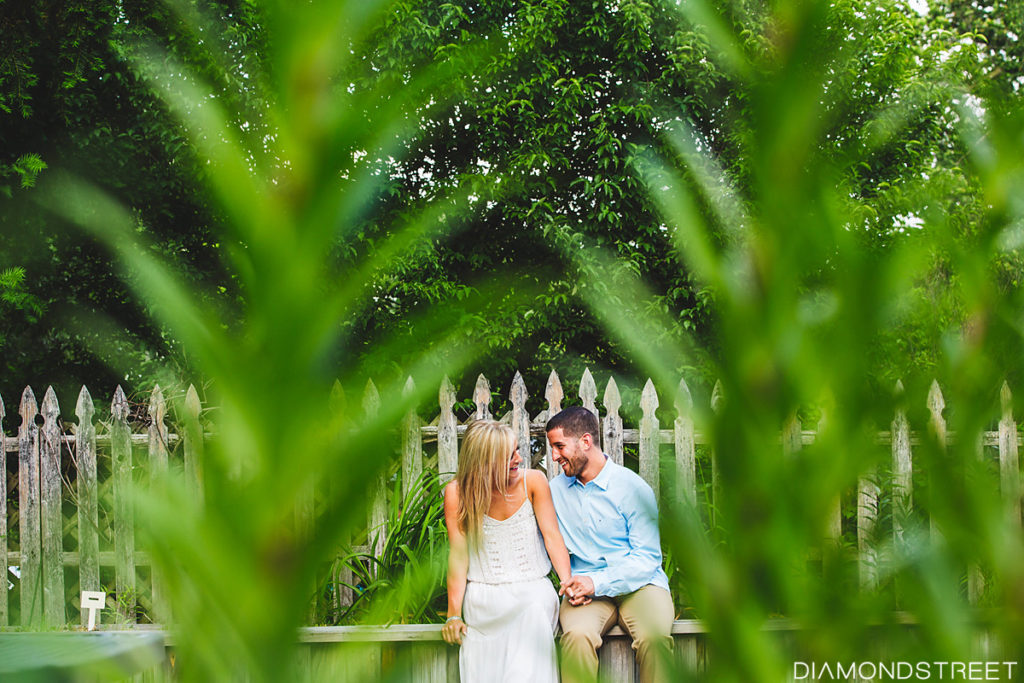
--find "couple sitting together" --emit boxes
[442,407,674,683]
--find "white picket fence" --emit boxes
[2,369,1021,630]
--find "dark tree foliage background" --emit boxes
[0,1,256,409]
[1,0,1020,414]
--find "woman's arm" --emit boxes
[527,471,572,584]
[442,480,469,645]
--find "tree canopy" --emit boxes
[1,0,1019,409]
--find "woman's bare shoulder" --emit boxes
[525,469,550,494]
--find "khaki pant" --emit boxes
[558,585,674,683]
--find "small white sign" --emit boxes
[80,591,106,631]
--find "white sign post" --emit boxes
[80,591,106,631]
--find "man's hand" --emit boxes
[559,575,595,606]
[442,616,467,645]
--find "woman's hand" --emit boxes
[560,575,594,606]
[442,616,467,645]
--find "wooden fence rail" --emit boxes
[1,370,1022,629]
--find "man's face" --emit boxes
[547,427,588,478]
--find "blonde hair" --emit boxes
[455,420,517,545]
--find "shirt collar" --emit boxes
[569,455,612,490]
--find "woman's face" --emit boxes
[506,441,523,486]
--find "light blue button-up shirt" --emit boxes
[550,457,670,597]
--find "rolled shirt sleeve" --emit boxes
[550,459,670,598]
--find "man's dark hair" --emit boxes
[546,406,599,439]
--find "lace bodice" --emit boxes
[467,488,552,584]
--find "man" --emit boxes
[546,406,674,683]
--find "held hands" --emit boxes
[442,616,467,645]
[559,575,595,606]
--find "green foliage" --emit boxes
[572,0,1024,679]
[0,1,244,404]
[0,265,45,361]
[334,471,448,625]
[26,0,504,679]
[932,0,1024,98]
[0,153,47,197]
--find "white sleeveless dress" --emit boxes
[460,479,559,683]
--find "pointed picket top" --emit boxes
[185,384,201,419]
[641,379,660,412]
[603,377,624,465]
[403,375,416,398]
[1001,381,1013,418]
[473,374,492,420]
[0,389,4,422]
[511,371,528,409]
[674,378,693,416]
[710,380,724,414]
[440,376,456,412]
[438,376,459,482]
[112,385,129,421]
[892,380,909,422]
[927,380,944,416]
[639,379,661,497]
[76,386,94,422]
[603,377,622,415]
[20,386,38,424]
[436,375,454,409]
[579,368,598,415]
[673,377,696,507]
[149,384,167,425]
[545,370,563,414]
[41,386,59,423]
[928,379,946,445]
[362,379,381,417]
[543,370,563,480]
[329,380,346,415]
[510,372,530,469]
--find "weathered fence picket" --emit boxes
[40,387,64,626]
[364,380,387,572]
[544,370,563,480]
[182,384,204,503]
[579,368,598,427]
[402,377,422,499]
[639,380,660,498]
[927,380,947,545]
[437,377,458,483]
[603,377,624,466]
[111,385,136,621]
[76,386,100,629]
[510,372,530,470]
[19,386,42,627]
[472,374,491,421]
[999,382,1020,527]
[710,381,724,525]
[148,386,170,623]
[674,379,696,508]
[892,381,912,546]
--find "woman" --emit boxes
[441,420,572,682]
